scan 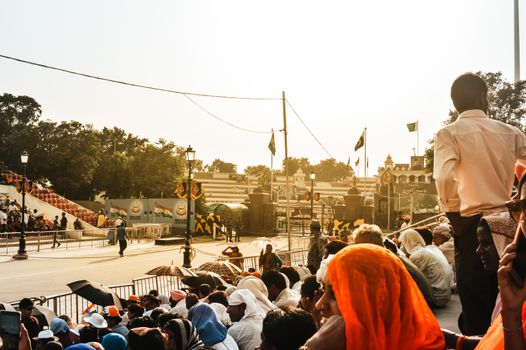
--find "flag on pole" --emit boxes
[346,156,350,167]
[355,157,360,166]
[354,129,365,151]
[268,130,276,156]
[407,121,418,132]
[367,157,369,169]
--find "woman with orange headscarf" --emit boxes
[304,244,445,350]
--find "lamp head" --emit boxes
[185,146,196,162]
[309,172,316,181]
[20,151,29,164]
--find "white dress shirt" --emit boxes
[434,109,526,216]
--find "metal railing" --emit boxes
[385,213,446,238]
[9,248,309,323]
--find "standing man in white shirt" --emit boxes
[434,72,526,335]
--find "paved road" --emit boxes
[0,235,300,302]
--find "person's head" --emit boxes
[207,291,229,307]
[323,244,444,349]
[128,327,166,350]
[169,289,187,307]
[185,293,199,310]
[248,267,256,273]
[259,307,317,350]
[18,298,34,318]
[399,229,426,255]
[261,270,287,301]
[62,212,66,217]
[403,215,411,223]
[227,289,259,322]
[310,220,321,235]
[162,319,202,350]
[451,73,489,113]
[280,267,300,287]
[103,306,122,327]
[476,220,500,272]
[149,307,168,324]
[126,295,141,307]
[157,312,179,328]
[42,341,63,350]
[265,244,273,254]
[299,276,320,313]
[231,246,239,253]
[352,224,384,246]
[141,294,160,311]
[128,316,156,329]
[415,227,433,246]
[148,289,159,297]
[50,318,70,336]
[188,303,227,346]
[432,223,452,246]
[79,325,99,343]
[55,215,58,220]
[198,284,211,299]
[101,333,128,350]
[126,303,144,321]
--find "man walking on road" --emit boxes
[117,223,128,256]
[434,72,526,335]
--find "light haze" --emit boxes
[0,1,519,174]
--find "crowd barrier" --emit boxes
[9,249,309,323]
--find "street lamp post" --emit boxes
[14,151,29,260]
[309,172,315,220]
[183,146,195,268]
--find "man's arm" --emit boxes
[434,128,460,213]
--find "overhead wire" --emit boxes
[0,53,277,134]
[0,54,280,101]
[285,99,335,159]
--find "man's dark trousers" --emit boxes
[448,213,499,335]
[118,239,127,256]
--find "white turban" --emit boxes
[432,223,452,239]
[399,229,426,255]
[228,289,262,318]
[236,276,275,315]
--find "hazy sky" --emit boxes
[0,1,520,176]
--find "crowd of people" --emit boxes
[4,72,526,349]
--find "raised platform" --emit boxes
[154,237,186,245]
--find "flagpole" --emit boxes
[282,91,291,252]
[270,129,274,204]
[363,128,367,195]
[515,0,521,82]
[416,120,420,155]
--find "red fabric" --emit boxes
[327,244,445,350]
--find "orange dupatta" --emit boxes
[327,244,445,350]
[475,301,526,350]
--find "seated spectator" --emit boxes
[399,229,452,307]
[432,223,455,267]
[185,293,200,311]
[162,318,204,350]
[128,327,165,350]
[236,276,275,315]
[156,312,179,328]
[101,333,128,350]
[307,244,444,349]
[227,289,263,350]
[150,307,170,325]
[299,276,321,327]
[125,303,144,328]
[43,341,63,350]
[103,306,128,337]
[207,291,229,308]
[354,225,435,307]
[259,307,316,350]
[49,318,73,348]
[415,226,434,245]
[188,303,239,349]
[262,271,300,308]
[19,298,42,340]
[198,284,211,300]
[169,289,188,318]
[141,294,161,317]
[128,316,156,329]
[280,267,301,293]
[33,329,59,350]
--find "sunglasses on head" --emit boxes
[505,198,526,221]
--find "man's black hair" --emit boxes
[18,298,33,309]
[415,227,433,246]
[198,283,211,297]
[128,316,156,329]
[262,307,317,350]
[207,291,229,307]
[280,267,300,287]
[325,240,348,255]
[262,270,287,291]
[150,307,169,322]
[127,303,145,317]
[300,276,320,299]
[451,73,488,113]
[128,328,165,350]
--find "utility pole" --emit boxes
[515,0,521,82]
[282,91,291,251]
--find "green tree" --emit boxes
[283,157,311,176]
[207,159,237,173]
[244,165,271,178]
[425,71,526,172]
[313,158,352,182]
